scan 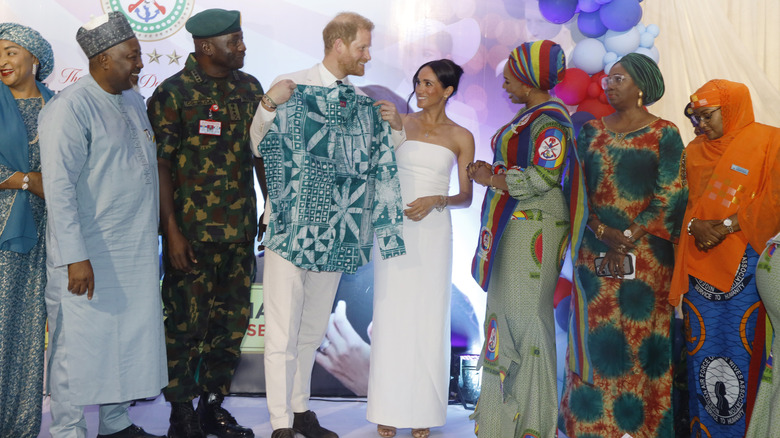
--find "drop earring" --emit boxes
[32,63,39,78]
[637,90,643,107]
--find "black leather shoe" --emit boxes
[168,402,205,438]
[293,410,338,438]
[197,392,255,438]
[97,424,164,438]
[271,428,296,438]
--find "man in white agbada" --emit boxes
[39,11,166,438]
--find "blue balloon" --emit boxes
[646,23,660,37]
[578,11,608,38]
[571,111,596,138]
[571,38,608,74]
[603,27,641,55]
[640,31,655,48]
[599,0,643,31]
[539,0,578,24]
[555,295,571,330]
[635,46,660,63]
[578,0,601,13]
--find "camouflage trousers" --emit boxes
[161,240,255,402]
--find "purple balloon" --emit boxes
[578,11,608,38]
[599,0,643,31]
[539,0,578,24]
[578,0,601,13]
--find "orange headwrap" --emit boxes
[670,80,780,305]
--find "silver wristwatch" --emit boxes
[723,218,734,234]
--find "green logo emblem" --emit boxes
[102,0,195,41]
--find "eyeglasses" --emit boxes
[601,74,627,90]
[693,108,721,125]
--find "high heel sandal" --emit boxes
[377,424,397,437]
[412,428,430,438]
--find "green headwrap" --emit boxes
[618,53,664,105]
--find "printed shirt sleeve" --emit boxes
[146,86,182,162]
[370,115,406,259]
[505,114,568,201]
[633,123,688,243]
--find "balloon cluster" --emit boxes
[536,0,660,121]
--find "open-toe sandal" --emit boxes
[377,424,397,437]
[412,428,430,438]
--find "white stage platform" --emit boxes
[38,395,477,438]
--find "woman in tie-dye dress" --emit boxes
[559,53,687,438]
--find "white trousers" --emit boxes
[263,249,342,430]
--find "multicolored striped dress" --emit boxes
[559,118,687,438]
[470,99,576,438]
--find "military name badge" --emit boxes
[199,120,222,136]
[103,0,195,41]
[534,127,565,169]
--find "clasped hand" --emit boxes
[690,219,728,252]
[466,160,492,186]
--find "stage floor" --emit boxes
[38,395,477,438]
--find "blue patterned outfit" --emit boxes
[0,88,51,438]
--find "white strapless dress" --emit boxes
[367,140,456,428]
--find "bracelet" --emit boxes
[489,174,496,190]
[687,217,697,236]
[21,173,29,191]
[595,223,606,240]
[261,94,278,110]
[435,195,448,212]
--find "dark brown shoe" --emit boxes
[293,410,338,438]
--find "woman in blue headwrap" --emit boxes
[0,22,54,437]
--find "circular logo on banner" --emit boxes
[479,227,493,253]
[698,356,745,425]
[103,0,195,41]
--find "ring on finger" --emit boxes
[318,338,331,352]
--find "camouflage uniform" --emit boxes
[147,53,261,402]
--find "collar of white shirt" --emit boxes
[317,63,347,88]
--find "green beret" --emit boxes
[186,9,241,38]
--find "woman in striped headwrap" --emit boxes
[558,53,688,438]
[467,40,585,438]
